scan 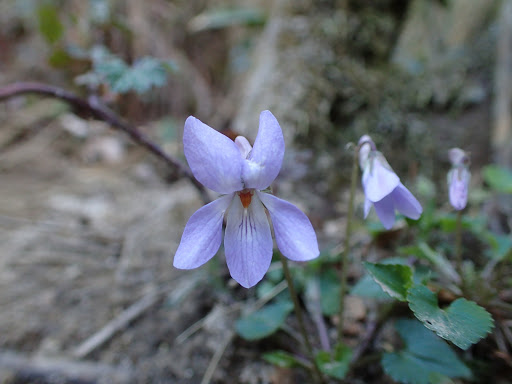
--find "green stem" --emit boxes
[338,146,359,344]
[455,209,464,288]
[280,255,324,384]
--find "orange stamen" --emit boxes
[239,191,252,208]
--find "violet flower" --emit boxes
[447,148,470,210]
[358,135,422,230]
[173,110,319,288]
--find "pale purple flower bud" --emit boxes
[358,134,375,170]
[358,135,422,230]
[447,148,470,210]
[174,111,320,288]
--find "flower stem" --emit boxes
[280,255,324,383]
[338,146,359,344]
[455,209,464,289]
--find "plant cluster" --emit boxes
[173,113,504,384]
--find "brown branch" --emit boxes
[0,82,210,203]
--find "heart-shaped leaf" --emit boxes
[351,273,393,300]
[382,319,471,384]
[407,285,494,349]
[235,301,293,341]
[364,262,413,301]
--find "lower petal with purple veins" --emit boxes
[174,194,234,269]
[224,193,273,288]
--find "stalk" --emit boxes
[455,209,464,289]
[280,255,324,383]
[338,146,359,344]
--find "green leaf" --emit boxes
[111,57,169,94]
[318,269,340,315]
[351,274,392,300]
[188,7,266,32]
[364,262,413,301]
[315,344,352,380]
[484,232,512,261]
[262,350,299,368]
[95,57,128,86]
[407,285,494,349]
[353,258,427,300]
[235,301,293,341]
[382,319,471,384]
[37,3,64,44]
[483,165,512,193]
[86,48,174,95]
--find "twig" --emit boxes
[0,82,210,203]
[76,273,203,357]
[0,350,132,383]
[200,331,234,384]
[252,279,288,311]
[72,289,163,358]
[176,303,241,345]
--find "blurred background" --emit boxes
[0,0,510,383]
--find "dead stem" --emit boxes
[0,82,210,204]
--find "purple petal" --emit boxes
[184,116,244,194]
[258,192,319,261]
[373,194,396,230]
[242,111,285,190]
[391,183,423,219]
[364,197,372,218]
[362,153,400,202]
[224,193,273,288]
[448,168,470,210]
[173,194,233,269]
[235,136,252,158]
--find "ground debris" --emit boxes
[0,350,133,384]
